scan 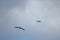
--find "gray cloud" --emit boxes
[0,0,60,40]
[26,0,60,39]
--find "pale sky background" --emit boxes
[0,0,60,40]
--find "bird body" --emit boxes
[36,20,41,22]
[14,26,25,31]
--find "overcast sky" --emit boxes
[0,0,60,40]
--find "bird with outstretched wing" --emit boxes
[14,26,25,31]
[36,20,41,23]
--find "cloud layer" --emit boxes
[0,0,60,40]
